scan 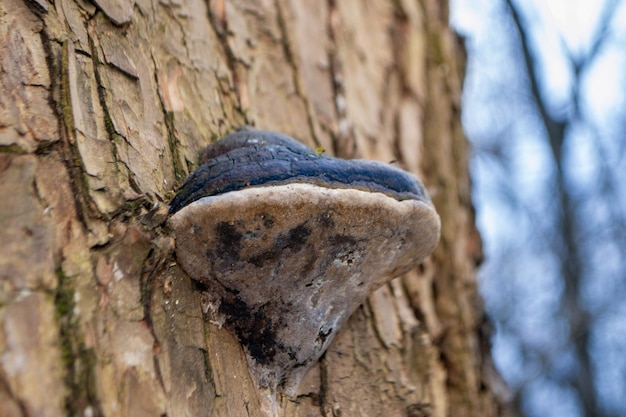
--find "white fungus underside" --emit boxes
[170,183,440,396]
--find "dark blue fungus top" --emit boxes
[169,128,430,214]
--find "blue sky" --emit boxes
[450,1,626,416]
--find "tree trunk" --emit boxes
[0,0,502,416]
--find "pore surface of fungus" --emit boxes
[169,128,440,398]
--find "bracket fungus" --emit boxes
[169,128,440,401]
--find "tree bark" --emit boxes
[0,0,502,416]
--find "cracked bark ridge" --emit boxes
[169,129,441,398]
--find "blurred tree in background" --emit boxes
[452,0,626,416]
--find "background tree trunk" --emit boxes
[0,0,503,416]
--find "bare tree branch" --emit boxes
[501,1,623,416]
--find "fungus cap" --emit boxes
[169,129,441,395]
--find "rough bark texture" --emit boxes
[0,0,501,416]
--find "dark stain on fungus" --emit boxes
[215,222,243,258]
[248,223,312,268]
[316,211,335,229]
[205,222,244,269]
[300,250,318,277]
[327,234,360,263]
[277,223,311,252]
[260,214,275,229]
[328,234,358,248]
[316,327,333,345]
[219,297,280,365]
